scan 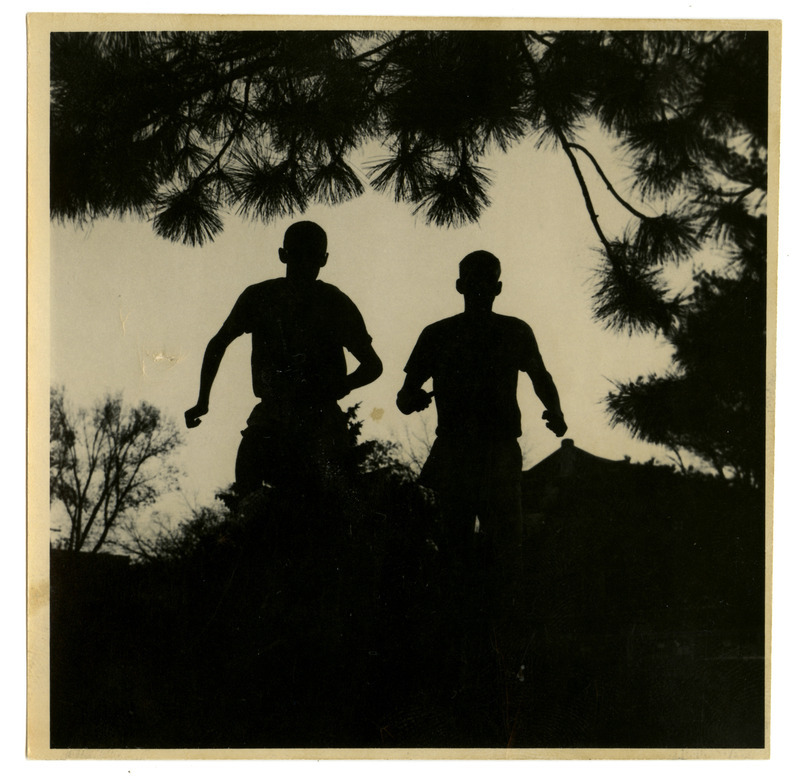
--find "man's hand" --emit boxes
[185,403,208,429]
[332,378,353,401]
[396,388,434,415]
[542,410,567,437]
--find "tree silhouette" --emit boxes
[50,387,183,553]
[50,31,389,243]
[50,29,770,480]
[51,31,767,240]
[605,237,766,487]
[586,34,768,486]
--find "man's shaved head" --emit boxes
[283,221,328,258]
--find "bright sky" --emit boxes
[51,131,681,515]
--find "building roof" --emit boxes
[523,438,626,483]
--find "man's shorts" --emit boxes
[236,400,352,491]
[244,399,351,450]
[419,435,522,507]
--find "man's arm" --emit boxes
[522,340,568,438]
[184,321,240,428]
[396,371,434,415]
[335,342,383,400]
[396,326,434,415]
[333,292,384,400]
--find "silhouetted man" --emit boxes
[185,221,383,497]
[397,251,567,679]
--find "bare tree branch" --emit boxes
[50,389,183,554]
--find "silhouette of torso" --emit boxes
[228,278,372,416]
[404,312,537,439]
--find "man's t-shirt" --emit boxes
[404,312,543,440]
[225,278,373,410]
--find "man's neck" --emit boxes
[462,301,495,317]
[284,271,319,290]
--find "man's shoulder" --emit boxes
[315,279,352,301]
[315,282,370,323]
[421,314,463,334]
[494,313,534,333]
[238,278,283,300]
[422,313,533,334]
[240,279,350,298]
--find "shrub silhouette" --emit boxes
[50,446,765,749]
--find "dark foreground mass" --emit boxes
[50,459,765,749]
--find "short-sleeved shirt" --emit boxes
[404,312,542,440]
[225,278,373,409]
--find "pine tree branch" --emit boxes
[525,31,556,49]
[710,184,758,200]
[95,33,387,150]
[111,53,277,143]
[567,143,652,220]
[351,31,411,66]
[517,35,614,255]
[556,130,615,254]
[194,76,252,183]
[609,31,643,64]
